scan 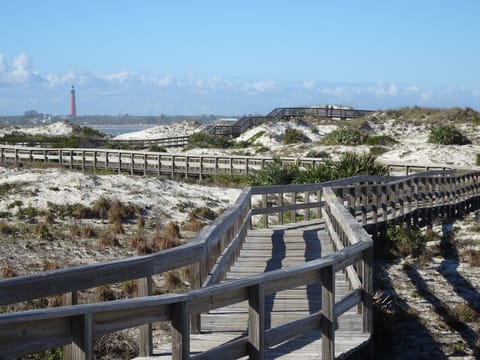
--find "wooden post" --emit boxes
[130,153,134,175]
[172,156,175,178]
[63,291,79,359]
[93,151,97,175]
[278,192,284,225]
[71,313,93,360]
[199,156,203,180]
[138,276,153,356]
[291,192,297,223]
[171,301,190,360]
[305,191,310,221]
[158,154,162,176]
[104,151,109,171]
[81,151,85,172]
[263,194,268,228]
[321,265,335,360]
[190,261,206,333]
[185,156,189,179]
[118,153,122,174]
[248,284,265,360]
[144,154,148,176]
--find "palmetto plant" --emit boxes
[334,152,388,178]
[248,157,300,185]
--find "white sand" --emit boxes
[0,167,240,224]
[113,120,203,140]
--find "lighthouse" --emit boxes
[70,86,77,117]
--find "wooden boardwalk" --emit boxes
[144,220,368,359]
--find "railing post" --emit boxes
[321,264,335,360]
[118,152,122,174]
[71,313,94,360]
[190,260,206,333]
[278,192,284,225]
[291,191,297,223]
[81,151,85,172]
[63,291,79,359]
[144,154,148,176]
[263,193,268,228]
[171,301,190,360]
[138,276,153,356]
[130,153,134,175]
[248,284,265,360]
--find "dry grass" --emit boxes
[462,249,480,266]
[95,285,116,302]
[182,217,204,232]
[98,230,119,247]
[136,214,145,229]
[1,262,16,278]
[120,280,138,298]
[93,330,139,359]
[164,271,183,289]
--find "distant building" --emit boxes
[70,86,77,116]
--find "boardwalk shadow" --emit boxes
[404,263,478,357]
[374,261,447,359]
[264,229,286,330]
[263,227,323,357]
[438,220,480,313]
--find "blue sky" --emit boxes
[0,0,479,115]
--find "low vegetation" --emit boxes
[428,125,471,145]
[187,133,232,148]
[248,153,388,185]
[0,125,107,148]
[283,127,307,144]
[322,127,368,145]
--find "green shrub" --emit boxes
[250,153,386,185]
[428,125,470,145]
[148,144,167,152]
[248,158,300,185]
[247,130,266,144]
[386,225,428,258]
[305,150,330,159]
[322,128,367,145]
[187,133,232,148]
[333,152,388,178]
[365,135,397,146]
[369,146,388,156]
[283,127,307,145]
[294,162,334,184]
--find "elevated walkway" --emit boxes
[145,221,368,359]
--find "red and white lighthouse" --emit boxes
[70,85,77,116]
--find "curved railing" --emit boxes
[1,156,480,358]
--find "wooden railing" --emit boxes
[2,160,480,358]
[0,145,451,179]
[204,106,373,137]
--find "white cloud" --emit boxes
[98,71,135,83]
[302,80,316,90]
[243,80,278,94]
[0,52,479,115]
[0,55,5,73]
[10,53,31,83]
